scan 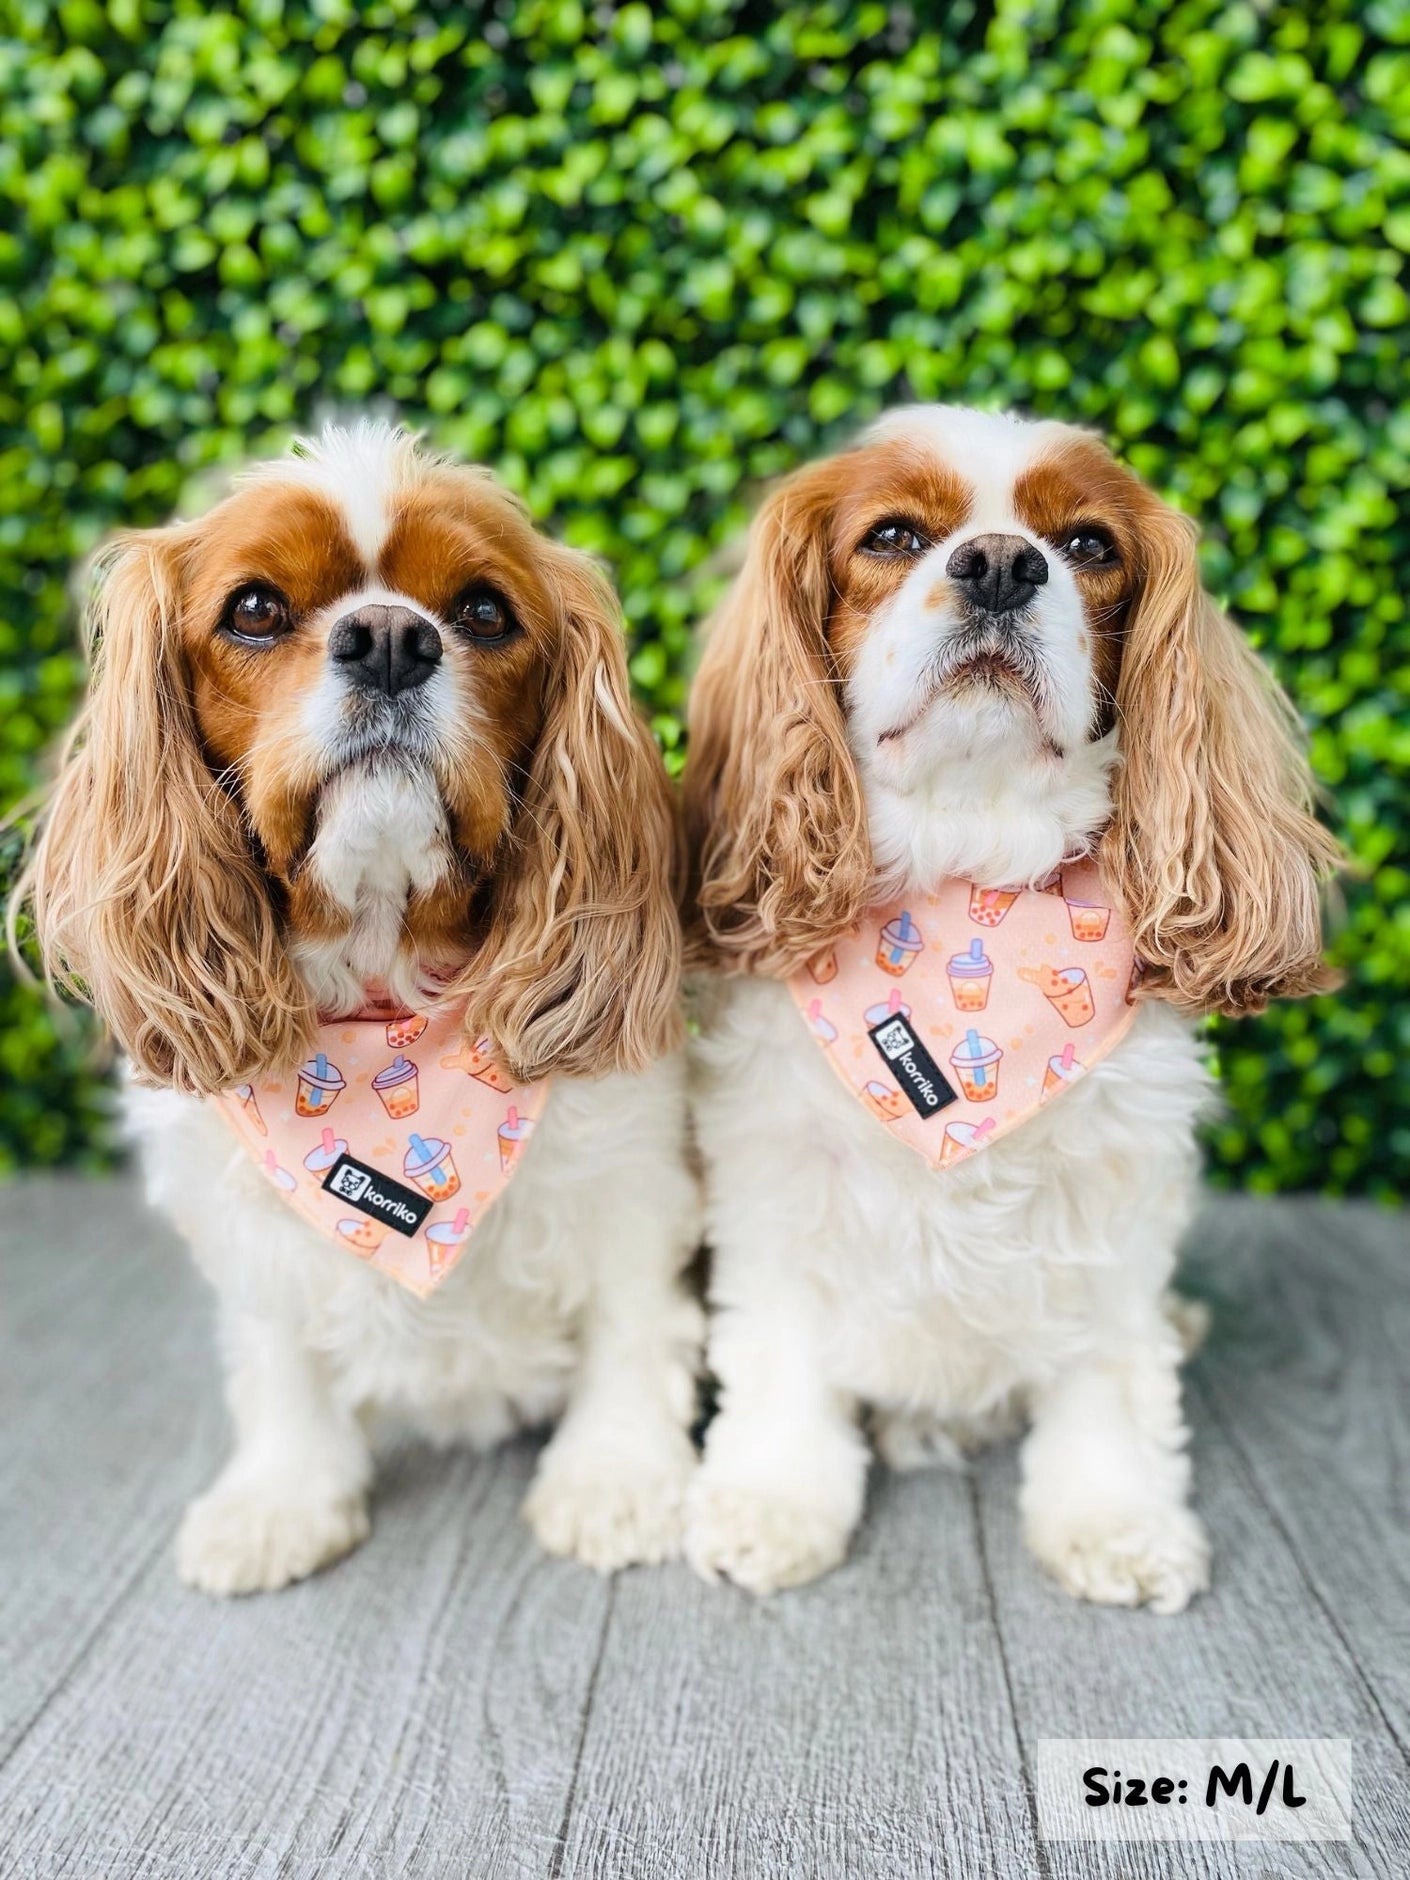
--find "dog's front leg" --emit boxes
[522,1146,703,1573]
[685,1269,869,1597]
[1020,1322,1210,1615]
[177,1304,372,1596]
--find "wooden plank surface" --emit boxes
[0,1178,609,1879]
[553,1470,1041,1879]
[2,1176,1408,1878]
[1190,1198,1410,1753]
[0,1177,217,1764]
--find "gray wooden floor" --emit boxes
[2,1178,1407,1878]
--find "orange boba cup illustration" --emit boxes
[806,944,839,986]
[337,1217,384,1257]
[1125,958,1145,1005]
[948,1029,1002,1102]
[373,1054,421,1119]
[968,884,1019,927]
[404,1132,460,1202]
[233,1083,267,1137]
[1065,898,1111,943]
[498,1106,535,1173]
[295,1052,345,1118]
[940,1116,997,1167]
[439,1035,513,1091]
[426,1207,471,1279]
[862,1080,907,1123]
[467,1037,514,1092]
[1042,1041,1084,1101]
[385,1011,429,1050]
[947,938,993,1012]
[1020,963,1095,1027]
[876,910,923,975]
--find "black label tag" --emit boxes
[321,1154,430,1237]
[867,1015,958,1120]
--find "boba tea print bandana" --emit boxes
[788,857,1140,1171]
[213,1000,546,1297]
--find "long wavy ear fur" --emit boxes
[15,529,313,1091]
[455,546,682,1080]
[1101,495,1343,1017]
[683,460,871,975]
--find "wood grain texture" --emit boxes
[553,1471,1041,1880]
[2,1176,1407,1878]
[1188,1197,1410,1755]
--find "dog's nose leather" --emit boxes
[330,604,443,697]
[945,534,1049,615]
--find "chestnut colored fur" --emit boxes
[19,445,681,1091]
[685,427,1340,1017]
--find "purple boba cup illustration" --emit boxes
[373,1054,420,1119]
[806,998,838,1045]
[303,1126,347,1173]
[864,986,912,1027]
[947,938,994,1013]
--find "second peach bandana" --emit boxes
[213,999,546,1298]
[787,857,1140,1171]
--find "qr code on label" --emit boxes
[330,1164,370,1201]
[873,1019,915,1059]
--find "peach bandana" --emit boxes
[213,1000,546,1297]
[788,858,1140,1170]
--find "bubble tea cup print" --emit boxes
[875,910,924,976]
[295,1053,345,1118]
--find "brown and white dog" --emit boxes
[22,422,701,1593]
[683,405,1339,1610]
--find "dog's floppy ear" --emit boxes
[1101,493,1343,1016]
[18,528,314,1090]
[684,459,870,975]
[455,545,682,1081]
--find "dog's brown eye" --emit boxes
[1059,527,1117,568]
[453,586,516,642]
[223,584,291,643]
[860,519,928,558]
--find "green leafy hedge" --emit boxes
[2,0,1406,1192]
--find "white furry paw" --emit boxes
[176,1482,370,1596]
[523,1436,696,1572]
[1028,1505,1211,1616]
[685,1476,855,1595]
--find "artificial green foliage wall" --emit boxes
[2,0,1406,1191]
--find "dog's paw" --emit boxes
[1027,1505,1211,1616]
[523,1435,696,1572]
[685,1476,855,1595]
[176,1483,370,1596]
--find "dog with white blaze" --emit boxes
[18,421,702,1594]
[682,406,1340,1612]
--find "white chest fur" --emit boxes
[292,762,455,1016]
[691,979,1213,1411]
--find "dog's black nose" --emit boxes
[945,534,1049,615]
[329,604,443,697]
